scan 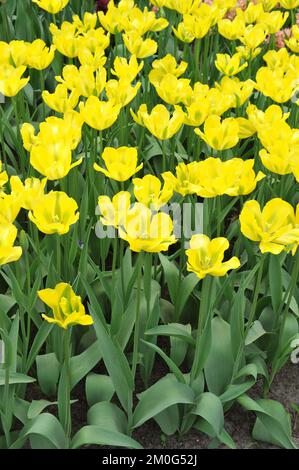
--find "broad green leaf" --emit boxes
[193,392,224,437]
[71,426,142,449]
[145,323,195,345]
[204,317,234,395]
[10,413,68,449]
[0,371,35,386]
[238,395,297,449]
[36,353,60,396]
[85,373,114,407]
[245,320,266,345]
[87,402,127,433]
[70,340,102,389]
[90,306,133,413]
[132,375,194,428]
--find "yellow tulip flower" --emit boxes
[105,79,141,107]
[94,147,143,182]
[98,4,124,34]
[206,88,234,116]
[78,46,107,70]
[257,11,288,35]
[186,234,240,280]
[0,40,28,67]
[240,24,268,49]
[42,84,79,113]
[72,13,98,34]
[218,16,246,40]
[215,77,254,107]
[0,224,22,266]
[50,22,79,58]
[162,162,203,197]
[152,73,193,106]
[98,191,131,228]
[122,6,168,36]
[172,22,195,43]
[0,64,29,97]
[29,191,79,235]
[184,99,210,127]
[56,64,107,98]
[182,13,213,39]
[149,54,188,86]
[133,174,174,210]
[195,115,239,151]
[29,143,82,180]
[111,55,144,83]
[285,26,299,54]
[240,199,299,255]
[32,0,69,14]
[119,203,176,253]
[255,67,298,103]
[79,96,120,131]
[123,31,157,59]
[279,0,299,7]
[0,194,21,224]
[38,283,93,329]
[10,176,47,210]
[215,53,248,76]
[26,39,56,70]
[131,104,185,140]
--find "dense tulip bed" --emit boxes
[0,0,299,450]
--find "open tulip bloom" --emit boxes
[0,0,299,452]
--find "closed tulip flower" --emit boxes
[0,64,29,97]
[186,234,240,280]
[195,115,240,151]
[29,191,79,235]
[119,203,176,253]
[42,84,79,113]
[94,147,143,182]
[26,39,56,70]
[10,176,47,210]
[218,16,246,41]
[79,96,120,130]
[240,199,299,255]
[32,0,70,14]
[98,191,131,228]
[133,174,174,210]
[215,53,248,76]
[38,283,93,329]
[131,104,185,140]
[0,224,22,266]
[123,32,157,59]
[98,4,124,34]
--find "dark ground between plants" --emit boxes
[26,360,299,449]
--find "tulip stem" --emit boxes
[131,252,144,382]
[56,234,61,279]
[245,255,265,338]
[190,275,212,384]
[63,329,72,441]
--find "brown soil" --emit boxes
[25,360,299,449]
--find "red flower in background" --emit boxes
[95,0,110,12]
